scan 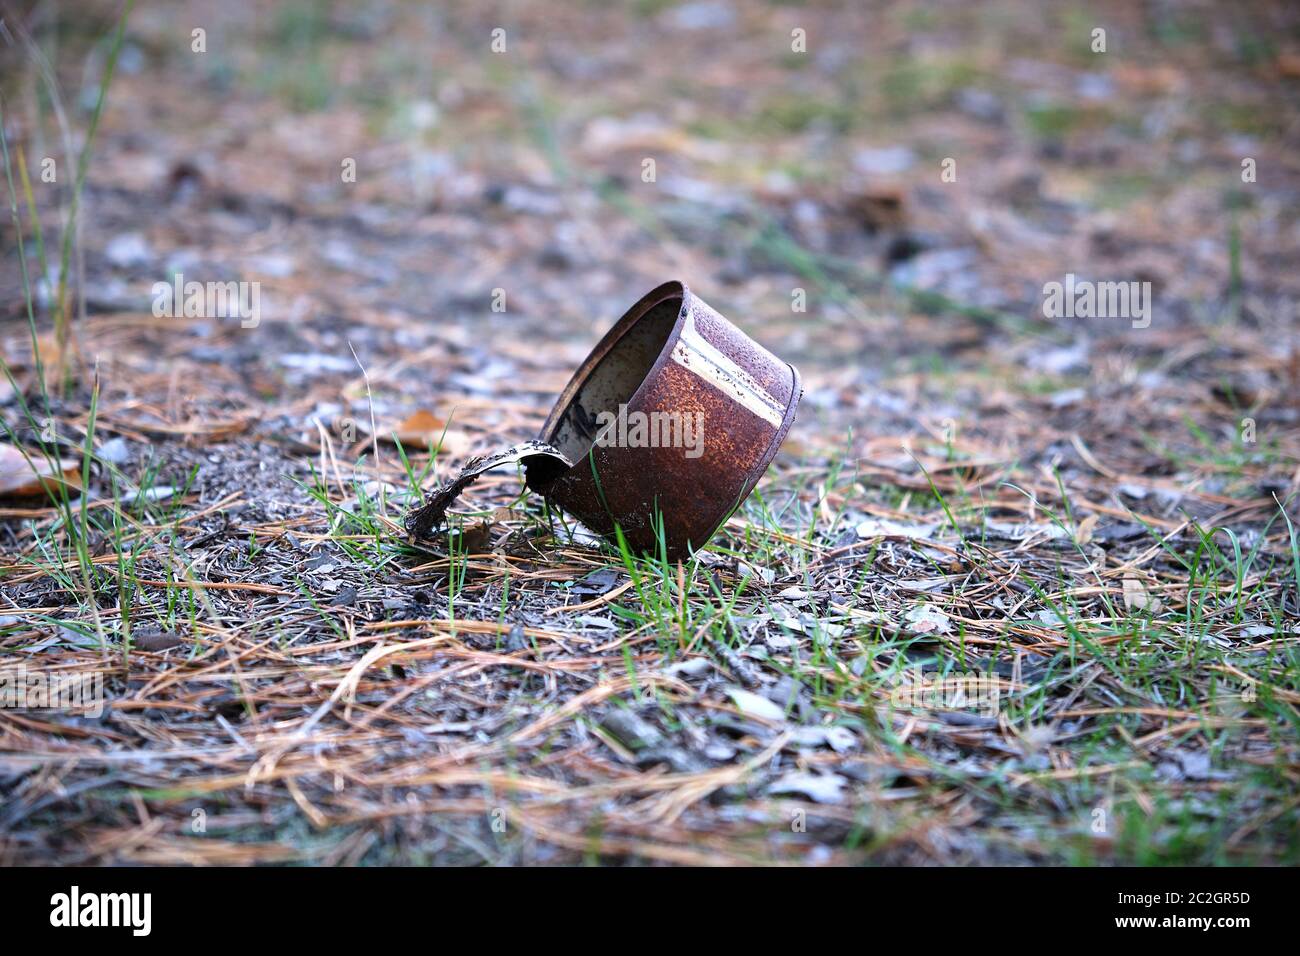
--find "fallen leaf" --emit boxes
[599,709,664,751]
[768,771,847,804]
[133,629,184,652]
[983,520,1070,542]
[1122,576,1162,613]
[855,517,939,540]
[0,444,81,498]
[1074,513,1099,545]
[1274,51,1300,79]
[3,333,65,378]
[904,603,952,635]
[369,409,472,457]
[736,561,776,584]
[662,657,711,679]
[846,185,906,231]
[790,725,856,753]
[725,687,787,723]
[120,485,177,506]
[451,521,494,554]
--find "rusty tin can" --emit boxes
[527,280,801,558]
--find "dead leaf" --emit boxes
[725,687,787,723]
[846,185,906,231]
[768,771,846,804]
[369,409,472,457]
[904,603,952,635]
[855,517,939,540]
[790,725,856,752]
[983,520,1070,542]
[0,333,71,395]
[133,629,184,652]
[1274,51,1300,79]
[1074,513,1099,546]
[3,332,64,373]
[453,521,494,554]
[1122,576,1162,613]
[0,444,81,498]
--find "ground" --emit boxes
[1,0,1298,865]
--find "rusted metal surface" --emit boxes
[407,280,801,558]
[528,280,801,557]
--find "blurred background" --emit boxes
[3,0,1297,488]
[3,0,1297,357]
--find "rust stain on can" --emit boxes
[407,280,802,559]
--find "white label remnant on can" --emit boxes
[670,312,786,428]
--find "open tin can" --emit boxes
[526,280,802,558]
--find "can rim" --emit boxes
[537,278,692,451]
